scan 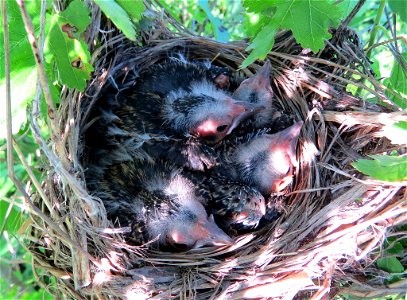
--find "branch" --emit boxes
[332,0,367,43]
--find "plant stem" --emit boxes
[366,0,387,59]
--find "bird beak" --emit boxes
[234,60,272,96]
[280,120,303,165]
[251,60,271,87]
[192,214,233,249]
[227,101,266,135]
[257,60,271,83]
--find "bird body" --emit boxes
[184,170,266,232]
[85,58,260,171]
[92,160,232,250]
[217,121,303,196]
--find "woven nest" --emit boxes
[26,3,406,299]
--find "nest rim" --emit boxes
[23,5,407,300]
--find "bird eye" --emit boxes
[216,125,228,132]
[171,242,191,251]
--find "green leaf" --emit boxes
[381,121,407,145]
[0,200,23,234]
[44,0,93,91]
[272,0,341,53]
[370,58,381,79]
[385,241,405,256]
[336,0,358,20]
[377,257,404,273]
[241,23,276,68]
[0,1,47,134]
[241,0,341,67]
[116,0,146,23]
[94,0,137,41]
[0,1,41,77]
[352,154,407,182]
[388,0,407,23]
[243,0,275,14]
[243,14,270,39]
[0,67,37,138]
[157,0,182,23]
[0,278,18,299]
[384,52,407,109]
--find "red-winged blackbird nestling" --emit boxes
[184,170,266,232]
[232,60,274,129]
[216,121,303,196]
[84,57,261,171]
[91,160,232,251]
[230,60,296,134]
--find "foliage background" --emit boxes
[0,0,405,299]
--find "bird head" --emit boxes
[233,60,273,109]
[191,97,261,144]
[235,121,303,195]
[230,189,266,229]
[156,173,232,250]
[166,208,233,250]
[165,81,262,144]
[211,182,266,230]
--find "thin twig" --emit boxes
[16,0,68,167]
[364,36,407,53]
[12,138,56,218]
[331,0,367,44]
[2,0,16,239]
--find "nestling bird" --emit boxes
[86,58,261,171]
[230,60,296,134]
[216,121,304,196]
[91,160,232,250]
[232,60,274,129]
[185,170,266,232]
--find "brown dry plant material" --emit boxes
[8,2,406,299]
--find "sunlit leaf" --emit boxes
[241,23,276,68]
[0,1,41,76]
[243,0,274,14]
[116,0,145,23]
[377,257,405,273]
[94,0,137,41]
[0,200,23,234]
[0,68,37,138]
[242,0,341,67]
[272,0,341,52]
[44,0,93,91]
[352,154,407,182]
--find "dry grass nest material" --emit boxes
[25,5,406,300]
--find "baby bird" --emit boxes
[92,160,232,250]
[232,60,274,129]
[185,170,266,232]
[217,121,304,196]
[90,58,261,171]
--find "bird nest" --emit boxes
[25,4,406,300]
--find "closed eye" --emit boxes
[216,125,228,132]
